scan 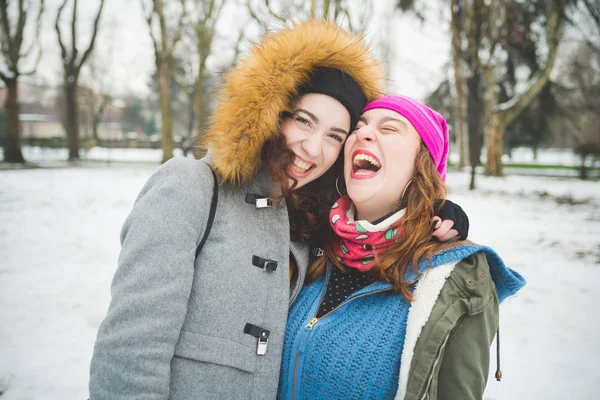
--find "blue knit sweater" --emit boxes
[277,245,525,400]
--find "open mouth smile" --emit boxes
[351,150,381,178]
[290,156,316,177]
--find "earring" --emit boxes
[335,176,344,197]
[401,179,413,200]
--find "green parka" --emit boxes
[398,242,523,400]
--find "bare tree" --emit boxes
[484,0,567,176]
[450,0,469,169]
[0,0,44,163]
[55,0,105,161]
[464,0,486,190]
[188,0,227,140]
[398,0,484,188]
[399,0,568,187]
[142,0,187,163]
[557,2,600,179]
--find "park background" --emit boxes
[1,0,599,399]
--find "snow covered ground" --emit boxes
[0,157,599,399]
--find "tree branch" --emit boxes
[264,0,286,22]
[323,0,330,19]
[0,0,17,72]
[212,0,227,31]
[0,68,10,82]
[55,0,69,67]
[231,25,246,66]
[140,0,159,57]
[485,0,505,62]
[71,0,78,62]
[13,0,26,67]
[75,0,105,75]
[20,45,42,75]
[168,0,187,58]
[582,0,600,33]
[496,0,566,126]
[20,0,44,59]
[246,0,265,29]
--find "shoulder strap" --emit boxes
[195,166,218,259]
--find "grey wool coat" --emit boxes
[89,158,309,399]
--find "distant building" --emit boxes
[0,81,126,141]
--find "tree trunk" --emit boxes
[579,154,588,179]
[193,59,207,138]
[158,56,174,163]
[467,71,483,190]
[484,113,504,176]
[3,78,25,163]
[450,0,469,169]
[452,58,469,169]
[64,82,80,160]
[484,63,504,176]
[92,99,106,145]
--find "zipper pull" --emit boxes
[306,317,319,330]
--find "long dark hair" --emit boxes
[262,128,342,247]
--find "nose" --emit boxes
[301,133,323,158]
[355,124,376,143]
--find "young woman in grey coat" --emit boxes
[88,21,384,400]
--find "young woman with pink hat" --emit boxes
[277,95,526,400]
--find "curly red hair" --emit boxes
[307,143,446,300]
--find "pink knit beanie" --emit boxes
[362,95,449,182]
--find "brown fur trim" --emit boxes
[200,20,384,184]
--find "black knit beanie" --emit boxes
[298,67,366,130]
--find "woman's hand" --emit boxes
[432,199,469,241]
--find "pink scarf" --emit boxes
[330,195,405,272]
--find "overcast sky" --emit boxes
[20,0,457,101]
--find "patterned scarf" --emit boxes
[329,195,405,272]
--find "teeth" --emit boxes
[294,157,312,170]
[353,153,381,168]
[291,157,313,173]
[291,163,308,173]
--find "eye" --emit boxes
[294,115,312,128]
[381,125,398,133]
[328,133,345,143]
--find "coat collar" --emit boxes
[245,162,282,198]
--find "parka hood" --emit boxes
[200,20,384,184]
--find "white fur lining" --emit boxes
[395,261,458,400]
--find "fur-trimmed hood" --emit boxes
[201,20,384,184]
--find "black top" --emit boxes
[316,265,376,318]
